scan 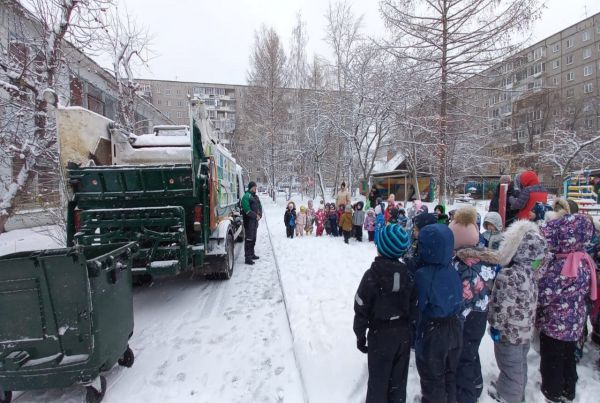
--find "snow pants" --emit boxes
[244,218,258,260]
[295,224,304,237]
[540,332,578,402]
[328,218,338,236]
[354,225,363,242]
[366,324,411,403]
[416,315,462,403]
[368,230,375,242]
[493,341,530,403]
[343,230,352,244]
[286,226,295,238]
[456,311,487,403]
[316,223,324,236]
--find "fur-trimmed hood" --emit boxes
[544,198,570,222]
[456,246,500,265]
[498,220,547,266]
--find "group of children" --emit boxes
[354,200,599,403]
[283,193,447,246]
[284,199,369,244]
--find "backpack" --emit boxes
[370,264,413,322]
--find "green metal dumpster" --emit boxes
[0,242,138,403]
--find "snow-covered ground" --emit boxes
[1,196,599,402]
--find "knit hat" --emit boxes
[377,224,411,259]
[413,213,437,230]
[448,206,480,249]
[247,181,257,191]
[300,206,306,212]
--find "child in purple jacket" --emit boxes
[363,208,376,242]
[537,210,597,402]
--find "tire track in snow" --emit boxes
[263,211,310,403]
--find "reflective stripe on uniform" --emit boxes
[355,293,364,306]
[392,272,400,292]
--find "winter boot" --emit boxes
[251,255,260,260]
[245,259,255,265]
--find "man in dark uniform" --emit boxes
[241,181,262,265]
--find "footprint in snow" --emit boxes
[176,372,186,382]
[274,366,284,376]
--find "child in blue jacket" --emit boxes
[415,224,463,403]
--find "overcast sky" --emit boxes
[117,0,600,85]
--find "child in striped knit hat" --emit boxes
[353,224,415,403]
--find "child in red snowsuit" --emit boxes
[315,206,326,236]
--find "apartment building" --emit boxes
[136,79,240,142]
[480,12,600,184]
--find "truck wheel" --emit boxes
[207,232,234,280]
[0,390,12,403]
[118,346,135,368]
[85,376,107,403]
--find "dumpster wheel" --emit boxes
[118,345,135,368]
[85,376,107,403]
[0,390,12,403]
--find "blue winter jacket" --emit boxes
[415,224,462,321]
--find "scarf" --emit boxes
[557,251,598,301]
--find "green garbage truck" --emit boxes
[58,100,244,280]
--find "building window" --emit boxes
[567,71,575,81]
[176,111,183,118]
[584,47,592,59]
[532,62,543,75]
[157,99,162,105]
[533,47,544,60]
[165,112,171,118]
[552,43,560,53]
[155,86,161,94]
[584,65,593,76]
[584,82,593,94]
[165,88,172,95]
[166,100,172,106]
[566,38,574,48]
[176,89,181,95]
[566,88,575,98]
[553,77,559,85]
[566,54,573,65]
[517,128,525,140]
[582,30,590,42]
[585,118,595,129]
[552,59,560,69]
[177,100,184,107]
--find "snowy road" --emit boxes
[10,219,305,403]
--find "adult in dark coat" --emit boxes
[368,185,380,209]
[241,181,262,265]
[489,175,517,227]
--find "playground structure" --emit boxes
[563,171,600,216]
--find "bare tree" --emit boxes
[101,5,151,132]
[379,0,543,202]
[0,0,110,232]
[324,0,363,195]
[244,26,289,201]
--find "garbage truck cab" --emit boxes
[59,100,244,280]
